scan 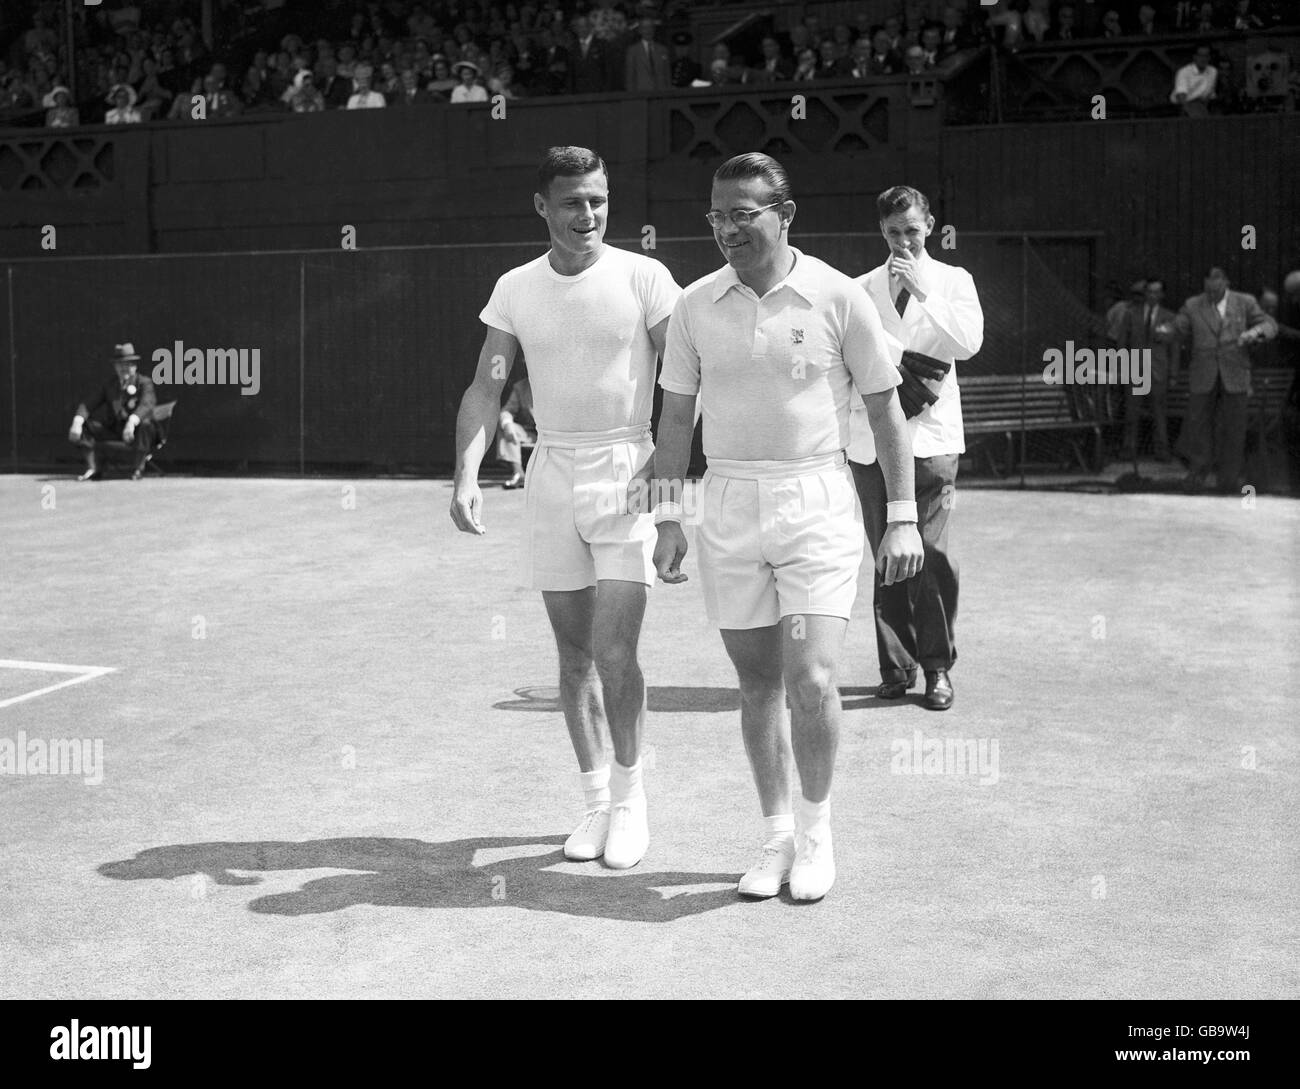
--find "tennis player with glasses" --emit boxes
[651,152,924,901]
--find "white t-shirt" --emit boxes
[661,248,901,462]
[480,245,680,433]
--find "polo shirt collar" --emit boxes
[711,247,819,304]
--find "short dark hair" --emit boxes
[877,185,931,221]
[537,146,608,196]
[712,152,792,204]
[1145,276,1165,291]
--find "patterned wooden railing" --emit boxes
[0,132,115,192]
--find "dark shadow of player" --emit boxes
[98,836,742,922]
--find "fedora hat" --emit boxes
[110,342,141,363]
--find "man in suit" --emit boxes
[536,28,570,96]
[1158,267,1277,493]
[570,14,614,94]
[625,14,671,92]
[752,35,794,84]
[68,342,157,481]
[670,31,702,87]
[1118,276,1178,461]
[848,186,984,711]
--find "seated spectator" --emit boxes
[1194,2,1219,32]
[317,57,352,109]
[136,56,174,119]
[347,64,387,108]
[537,28,571,95]
[1135,4,1161,34]
[167,78,202,120]
[1233,0,1265,31]
[753,36,793,83]
[376,61,401,97]
[1171,45,1217,116]
[1212,57,1242,114]
[427,56,457,96]
[205,66,242,118]
[1023,0,1052,43]
[1100,10,1124,38]
[920,25,945,66]
[792,47,818,82]
[670,31,702,88]
[903,44,928,74]
[68,343,157,482]
[883,15,904,52]
[940,5,974,52]
[43,86,79,128]
[867,29,903,75]
[105,83,143,124]
[389,67,436,106]
[450,61,488,102]
[830,23,855,60]
[487,70,516,100]
[1049,4,1080,41]
[287,69,325,112]
[816,38,852,79]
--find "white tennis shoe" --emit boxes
[602,799,648,869]
[738,836,796,899]
[563,808,610,861]
[790,824,835,901]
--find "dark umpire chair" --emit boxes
[96,401,176,477]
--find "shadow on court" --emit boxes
[497,685,913,713]
[98,836,742,922]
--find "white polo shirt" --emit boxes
[661,247,901,462]
[480,245,680,433]
[848,249,984,464]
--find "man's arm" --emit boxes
[1240,295,1278,343]
[450,326,519,534]
[862,387,924,586]
[650,390,695,583]
[904,264,984,360]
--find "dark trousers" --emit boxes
[75,418,155,465]
[1123,375,1169,456]
[1182,375,1249,487]
[850,453,959,682]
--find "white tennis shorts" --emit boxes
[521,423,657,591]
[696,449,864,629]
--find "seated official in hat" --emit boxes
[68,343,157,481]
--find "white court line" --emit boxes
[0,659,117,710]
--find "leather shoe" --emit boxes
[923,670,953,711]
[876,670,917,699]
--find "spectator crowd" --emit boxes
[0,0,1295,128]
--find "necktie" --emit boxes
[1146,306,1155,338]
[895,285,911,317]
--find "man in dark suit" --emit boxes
[670,30,702,87]
[752,35,794,84]
[625,14,671,92]
[537,28,570,96]
[388,68,436,106]
[1158,267,1278,492]
[69,343,157,481]
[1118,276,1178,461]
[318,57,352,109]
[569,14,614,94]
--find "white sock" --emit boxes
[763,812,795,849]
[579,766,610,812]
[610,758,644,806]
[797,795,831,834]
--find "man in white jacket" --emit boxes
[848,185,984,711]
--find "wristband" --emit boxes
[886,500,918,524]
[653,501,683,525]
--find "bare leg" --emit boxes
[542,588,608,771]
[591,579,648,768]
[781,614,848,803]
[721,624,793,817]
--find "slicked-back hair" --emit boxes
[877,185,931,222]
[538,146,608,196]
[713,152,792,204]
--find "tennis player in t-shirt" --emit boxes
[451,146,681,870]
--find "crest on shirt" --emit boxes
[791,328,804,344]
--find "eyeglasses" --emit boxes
[705,201,782,229]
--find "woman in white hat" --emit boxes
[43,86,79,128]
[287,69,325,112]
[450,60,488,103]
[105,83,143,124]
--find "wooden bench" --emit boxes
[961,374,1104,476]
[1165,367,1293,436]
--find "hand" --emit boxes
[876,522,924,585]
[507,422,528,442]
[122,420,136,444]
[888,249,925,300]
[68,420,83,443]
[450,480,486,535]
[653,522,689,583]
